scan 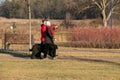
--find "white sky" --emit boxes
[0,0,4,3]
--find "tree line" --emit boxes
[0,0,120,27]
[0,0,102,19]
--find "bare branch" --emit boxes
[76,5,94,14]
[92,0,102,10]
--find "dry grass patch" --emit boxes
[0,59,120,80]
[0,48,120,80]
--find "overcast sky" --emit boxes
[0,0,13,3]
[0,0,4,3]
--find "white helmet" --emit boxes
[44,21,51,26]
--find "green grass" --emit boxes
[0,48,120,80]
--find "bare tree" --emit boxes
[62,0,76,28]
[92,0,120,27]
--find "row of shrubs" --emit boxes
[66,27,120,48]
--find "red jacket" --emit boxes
[41,24,47,43]
[41,24,55,43]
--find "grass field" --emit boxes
[0,47,120,80]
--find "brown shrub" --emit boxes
[67,27,120,48]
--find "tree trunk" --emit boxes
[102,10,108,27]
[103,20,107,27]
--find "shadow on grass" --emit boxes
[58,56,120,66]
[0,50,120,66]
[0,50,30,59]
